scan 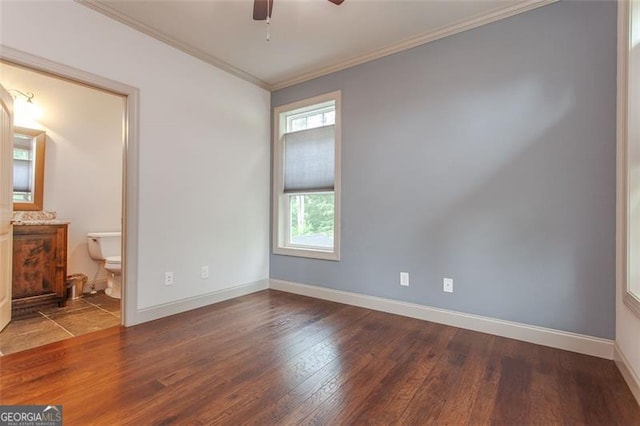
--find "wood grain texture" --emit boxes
[0,290,638,424]
[11,224,67,316]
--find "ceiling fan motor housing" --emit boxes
[253,0,344,21]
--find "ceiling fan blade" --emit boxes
[253,0,273,20]
[328,0,344,4]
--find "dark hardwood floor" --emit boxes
[1,289,638,425]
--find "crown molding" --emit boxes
[76,0,271,90]
[270,0,556,90]
[77,0,555,92]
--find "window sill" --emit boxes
[273,245,340,261]
[623,291,640,319]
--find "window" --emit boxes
[620,1,640,317]
[13,133,35,202]
[273,91,341,260]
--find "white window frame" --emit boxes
[618,1,640,318]
[272,90,341,261]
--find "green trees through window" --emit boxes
[289,193,335,248]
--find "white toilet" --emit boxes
[87,232,122,299]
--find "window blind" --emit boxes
[283,124,335,193]
[13,159,32,192]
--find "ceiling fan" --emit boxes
[253,0,345,21]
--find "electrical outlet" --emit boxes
[165,272,174,286]
[443,277,453,293]
[201,265,209,279]
[400,272,409,287]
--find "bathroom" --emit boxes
[0,61,125,355]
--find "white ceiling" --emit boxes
[82,0,552,90]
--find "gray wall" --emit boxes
[271,1,617,339]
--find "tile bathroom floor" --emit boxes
[0,292,121,356]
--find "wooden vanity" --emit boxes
[12,223,68,317]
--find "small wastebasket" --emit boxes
[66,273,88,300]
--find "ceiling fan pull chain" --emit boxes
[267,0,273,41]
[266,15,270,41]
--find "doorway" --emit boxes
[0,47,139,354]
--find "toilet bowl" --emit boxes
[104,256,122,298]
[87,232,122,299]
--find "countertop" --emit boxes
[12,220,71,226]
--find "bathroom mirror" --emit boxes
[13,126,46,211]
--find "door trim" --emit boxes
[0,45,139,326]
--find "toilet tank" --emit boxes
[87,232,121,261]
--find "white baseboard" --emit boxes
[134,279,269,324]
[269,279,614,360]
[614,342,640,405]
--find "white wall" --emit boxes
[1,62,123,291]
[620,51,640,391]
[618,48,640,393]
[0,1,270,313]
[617,297,640,394]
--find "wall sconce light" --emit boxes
[8,89,35,104]
[8,89,42,126]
